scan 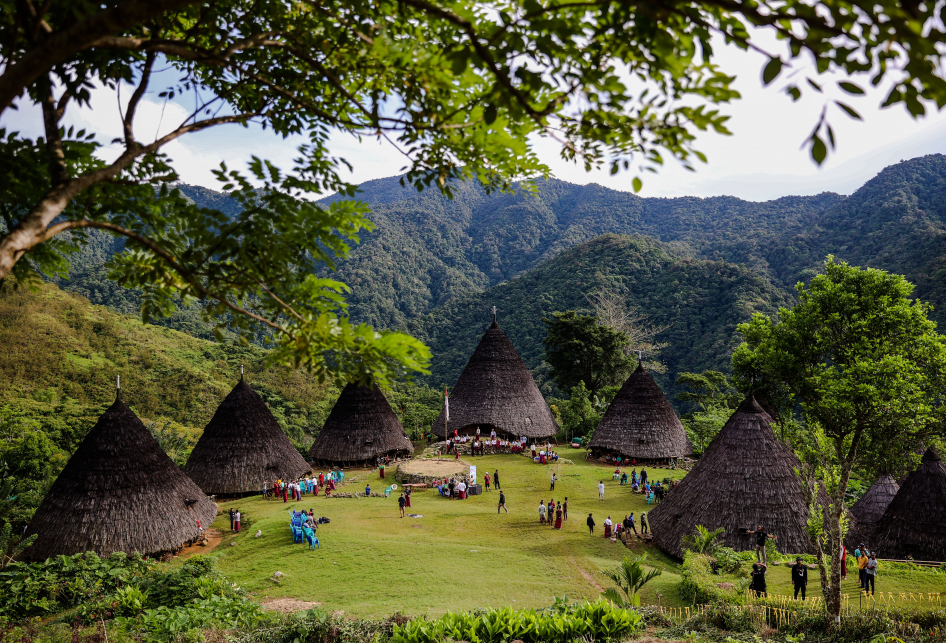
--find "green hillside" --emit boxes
[411,234,792,393]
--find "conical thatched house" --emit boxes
[649,397,819,558]
[184,377,310,495]
[871,448,946,561]
[589,362,691,461]
[432,316,558,440]
[845,474,899,548]
[308,383,414,466]
[24,391,217,559]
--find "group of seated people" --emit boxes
[436,477,470,499]
[444,429,529,455]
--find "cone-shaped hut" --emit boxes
[589,362,691,462]
[308,383,414,466]
[649,397,819,558]
[184,376,310,495]
[845,474,899,548]
[871,448,946,561]
[24,390,217,559]
[432,315,558,440]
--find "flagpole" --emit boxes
[444,385,449,462]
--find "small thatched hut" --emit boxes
[649,397,819,558]
[308,383,414,466]
[24,391,217,559]
[184,376,310,495]
[432,316,558,440]
[589,362,691,462]
[845,474,899,547]
[871,448,946,561]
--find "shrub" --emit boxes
[678,552,744,605]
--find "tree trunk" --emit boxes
[820,484,847,624]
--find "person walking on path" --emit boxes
[640,512,649,534]
[587,513,596,535]
[598,481,605,500]
[498,491,508,513]
[865,554,878,595]
[753,525,776,563]
[398,493,406,518]
[550,473,557,491]
[792,557,808,600]
[563,497,568,520]
[493,470,501,490]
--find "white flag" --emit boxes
[445,391,450,422]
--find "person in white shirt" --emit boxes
[603,515,613,537]
[538,501,547,523]
[457,480,467,499]
[598,481,605,499]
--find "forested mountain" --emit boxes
[46,154,946,391]
[410,234,792,393]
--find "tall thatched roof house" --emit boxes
[589,362,691,462]
[871,448,946,561]
[845,474,900,547]
[24,391,217,559]
[308,383,414,466]
[649,397,819,558]
[184,377,310,495]
[432,316,558,440]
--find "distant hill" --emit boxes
[410,234,792,393]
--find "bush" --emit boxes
[678,552,744,606]
[389,600,642,643]
[709,547,754,576]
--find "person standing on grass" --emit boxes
[792,557,808,600]
[753,525,776,564]
[750,563,767,598]
[563,497,568,520]
[598,480,605,500]
[554,503,563,529]
[627,512,638,536]
[494,470,501,490]
[858,548,869,590]
[484,471,491,491]
[865,554,877,595]
[587,513,596,535]
[603,515,613,538]
[234,509,241,533]
[498,491,508,513]
[229,508,235,532]
[398,493,406,518]
[550,472,557,491]
[640,469,648,486]
[538,500,547,524]
[840,543,847,579]
[640,512,649,534]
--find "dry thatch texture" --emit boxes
[432,319,558,440]
[871,448,946,561]
[183,378,310,495]
[308,383,414,466]
[649,397,820,558]
[590,362,692,461]
[24,393,217,559]
[845,474,900,549]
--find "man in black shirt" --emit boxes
[497,491,508,514]
[398,493,406,518]
[493,470,501,490]
[753,525,776,563]
[750,562,767,597]
[792,557,808,600]
[587,513,595,535]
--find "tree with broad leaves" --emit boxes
[543,311,633,397]
[732,257,946,624]
[3,0,946,384]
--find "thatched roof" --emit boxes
[432,317,558,440]
[183,378,310,495]
[649,397,820,558]
[845,474,900,549]
[589,362,691,460]
[851,474,899,525]
[872,448,946,561]
[308,383,414,465]
[24,393,217,559]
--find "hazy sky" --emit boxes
[5,27,946,202]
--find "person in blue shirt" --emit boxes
[365,484,371,496]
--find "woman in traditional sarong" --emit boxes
[554,506,563,529]
[604,516,613,538]
[380,463,385,479]
[405,487,412,507]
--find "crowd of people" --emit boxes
[265,471,346,501]
[748,557,810,600]
[537,497,568,528]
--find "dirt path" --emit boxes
[569,556,605,592]
[178,528,224,558]
[261,598,322,614]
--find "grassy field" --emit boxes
[208,448,946,618]
[211,448,689,617]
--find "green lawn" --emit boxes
[211,448,688,616]
[208,448,945,618]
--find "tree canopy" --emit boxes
[542,310,633,396]
[732,257,946,621]
[4,0,946,385]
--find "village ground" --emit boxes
[200,448,945,618]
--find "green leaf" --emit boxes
[838,81,865,95]
[834,101,862,120]
[762,57,783,86]
[810,135,827,165]
[483,104,497,125]
[632,177,643,192]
